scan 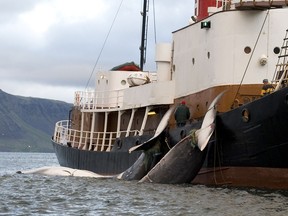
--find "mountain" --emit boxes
[0,89,72,152]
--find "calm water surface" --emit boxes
[0,152,288,215]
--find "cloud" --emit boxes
[0,0,194,102]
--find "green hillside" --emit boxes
[0,89,72,152]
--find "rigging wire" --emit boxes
[152,0,157,44]
[84,0,124,90]
[232,10,269,105]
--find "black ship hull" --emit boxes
[212,86,288,168]
[193,87,288,189]
[52,141,142,175]
[52,87,288,188]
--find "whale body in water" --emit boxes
[17,166,113,178]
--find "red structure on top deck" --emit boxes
[194,0,288,21]
[195,0,222,21]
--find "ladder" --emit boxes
[272,29,288,90]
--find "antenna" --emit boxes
[140,0,149,71]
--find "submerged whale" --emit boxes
[17,166,113,178]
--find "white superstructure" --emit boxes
[54,0,288,151]
[173,8,288,98]
[75,5,288,111]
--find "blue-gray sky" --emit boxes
[0,0,194,102]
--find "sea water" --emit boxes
[0,152,288,216]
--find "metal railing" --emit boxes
[74,89,124,110]
[234,0,288,6]
[53,120,139,152]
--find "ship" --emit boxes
[51,0,288,189]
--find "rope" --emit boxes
[232,10,269,105]
[164,137,171,150]
[152,0,157,44]
[213,118,228,185]
[85,0,124,90]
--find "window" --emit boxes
[244,46,251,54]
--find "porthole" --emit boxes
[192,58,195,65]
[274,47,280,54]
[244,46,251,54]
[121,80,126,85]
[242,108,250,122]
[207,52,210,59]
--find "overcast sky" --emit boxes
[0,0,194,103]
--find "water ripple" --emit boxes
[1,153,288,215]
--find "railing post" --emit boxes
[101,112,109,151]
[139,106,152,135]
[117,110,125,137]
[79,112,85,149]
[88,112,96,150]
[72,129,76,147]
[126,109,137,137]
[106,132,113,151]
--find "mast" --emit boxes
[140,0,149,71]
